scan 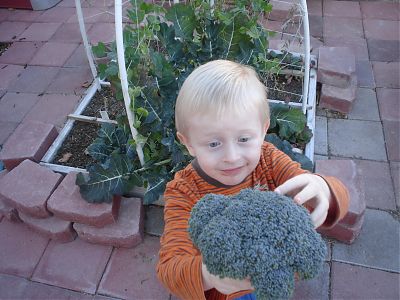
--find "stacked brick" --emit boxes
[318,47,358,114]
[0,121,144,248]
[315,160,366,244]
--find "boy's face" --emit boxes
[178,109,269,186]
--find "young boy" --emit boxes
[156,60,349,300]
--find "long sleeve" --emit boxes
[156,181,207,300]
[317,175,350,229]
[260,143,349,228]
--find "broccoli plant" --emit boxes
[188,189,326,300]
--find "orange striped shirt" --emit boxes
[156,142,349,300]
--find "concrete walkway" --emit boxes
[0,0,399,299]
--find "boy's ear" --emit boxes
[177,132,196,156]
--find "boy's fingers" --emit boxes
[275,175,308,196]
[310,200,329,227]
[292,185,315,205]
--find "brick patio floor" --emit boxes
[0,0,399,299]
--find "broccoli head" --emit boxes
[188,188,327,300]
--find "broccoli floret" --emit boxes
[188,188,327,300]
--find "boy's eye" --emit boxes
[209,141,220,148]
[238,137,249,143]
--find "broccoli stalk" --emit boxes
[188,189,327,300]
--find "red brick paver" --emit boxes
[0,64,24,90]
[7,65,60,94]
[18,22,62,41]
[0,92,39,123]
[390,161,400,206]
[360,2,400,21]
[19,212,76,243]
[0,41,43,65]
[48,172,120,227]
[6,9,43,22]
[0,121,18,145]
[64,44,89,67]
[292,263,330,299]
[0,121,58,170]
[355,160,397,210]
[383,120,400,162]
[324,17,363,39]
[0,159,62,218]
[367,39,400,62]
[0,219,49,277]
[32,238,112,294]
[323,1,361,19]
[315,160,365,226]
[363,19,400,41]
[29,42,79,67]
[331,262,399,299]
[46,66,93,94]
[0,21,29,41]
[50,22,93,43]
[23,93,81,129]
[0,274,93,300]
[98,235,170,299]
[37,6,76,23]
[355,60,375,88]
[318,47,356,88]
[88,22,116,44]
[324,37,369,61]
[67,7,114,23]
[372,62,400,88]
[377,88,400,122]
[74,197,144,248]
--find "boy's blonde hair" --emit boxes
[175,59,269,134]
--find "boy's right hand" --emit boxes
[202,263,254,294]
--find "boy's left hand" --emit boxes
[275,174,331,228]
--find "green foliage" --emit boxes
[188,189,327,300]
[78,0,312,204]
[269,103,313,146]
[266,133,313,171]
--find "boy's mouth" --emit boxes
[221,166,243,176]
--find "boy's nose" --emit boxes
[223,144,240,163]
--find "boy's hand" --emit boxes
[202,263,253,294]
[275,174,331,228]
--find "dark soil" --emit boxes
[82,87,125,119]
[52,88,124,168]
[0,42,11,55]
[266,74,303,103]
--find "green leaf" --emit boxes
[76,154,143,203]
[105,64,119,77]
[270,103,306,140]
[265,134,313,171]
[98,123,116,144]
[137,107,149,118]
[143,178,166,204]
[92,42,106,58]
[165,4,196,41]
[86,141,113,162]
